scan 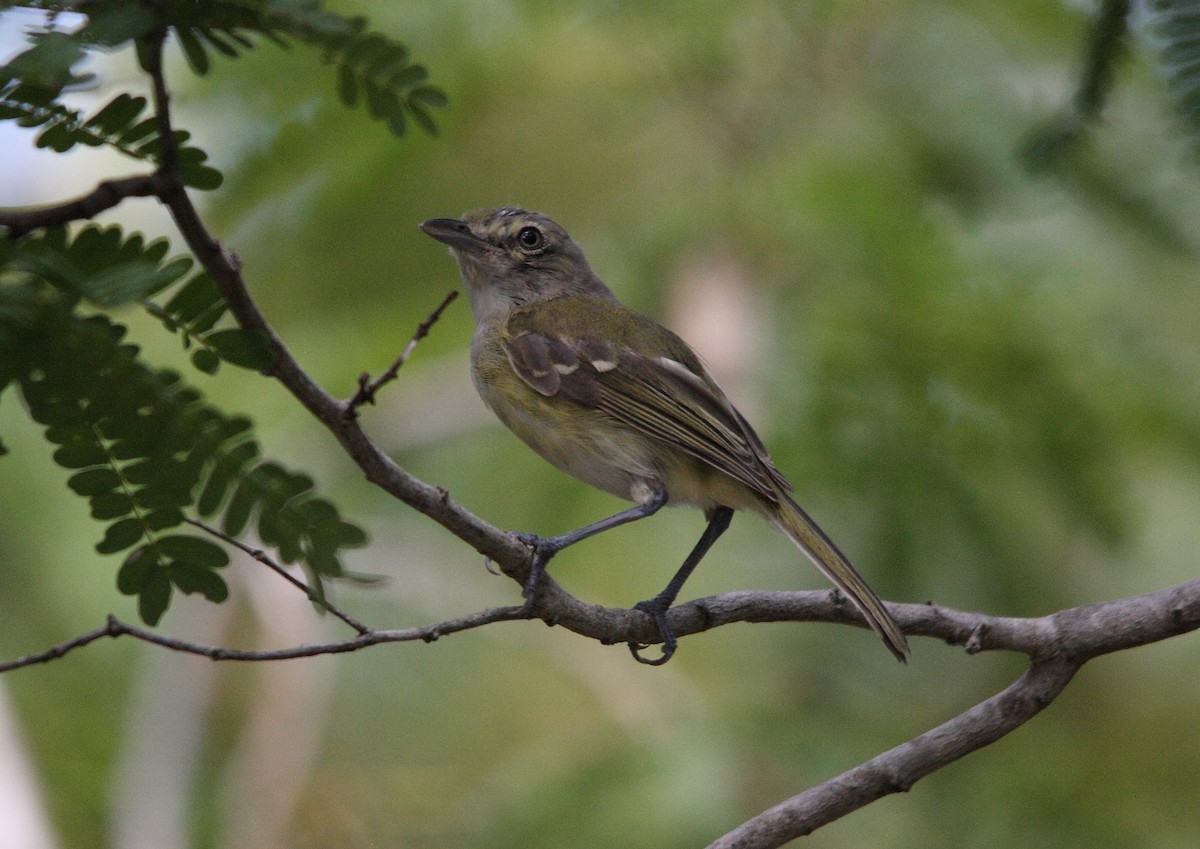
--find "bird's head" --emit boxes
[420,208,612,322]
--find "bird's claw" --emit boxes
[509,531,562,611]
[627,597,678,666]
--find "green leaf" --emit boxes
[138,567,173,625]
[407,102,438,137]
[363,78,393,120]
[143,508,185,531]
[90,492,134,520]
[164,273,224,323]
[26,399,79,426]
[166,562,229,602]
[409,85,448,108]
[117,546,159,594]
[181,164,224,191]
[293,498,337,524]
[79,4,159,47]
[204,329,275,369]
[197,439,258,516]
[387,64,427,89]
[306,547,343,577]
[156,535,230,569]
[84,94,147,135]
[331,519,369,547]
[186,300,229,336]
[68,467,121,496]
[192,347,221,375]
[385,108,406,137]
[176,28,211,75]
[199,29,241,59]
[53,440,108,468]
[96,518,145,554]
[43,424,90,445]
[336,63,358,105]
[134,480,196,509]
[223,479,258,536]
[120,458,162,485]
[37,121,78,152]
[79,257,193,307]
[117,116,158,146]
[0,32,89,91]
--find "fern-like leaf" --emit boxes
[3,225,272,374]
[1,0,447,141]
[0,84,223,189]
[0,284,368,626]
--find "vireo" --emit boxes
[420,208,908,665]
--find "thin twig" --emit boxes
[343,289,460,419]
[0,173,168,238]
[0,607,529,673]
[184,517,371,635]
[0,622,117,673]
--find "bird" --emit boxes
[420,207,908,665]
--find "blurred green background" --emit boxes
[3,1,1200,847]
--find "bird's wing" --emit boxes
[502,300,791,501]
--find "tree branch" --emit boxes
[0,606,527,674]
[3,578,1196,673]
[0,173,168,238]
[694,578,1200,848]
[706,659,1081,849]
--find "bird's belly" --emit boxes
[473,354,765,512]
[494,402,656,501]
[481,393,761,514]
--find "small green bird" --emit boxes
[420,208,908,664]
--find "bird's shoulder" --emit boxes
[504,295,706,379]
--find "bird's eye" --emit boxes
[516,226,545,251]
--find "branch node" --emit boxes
[887,769,915,793]
[964,623,987,654]
[222,244,242,272]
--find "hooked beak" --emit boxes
[419,218,488,253]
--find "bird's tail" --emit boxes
[767,495,909,662]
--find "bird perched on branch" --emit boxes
[420,208,908,665]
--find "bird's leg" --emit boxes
[515,489,668,612]
[629,506,734,666]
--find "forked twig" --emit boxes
[343,289,460,418]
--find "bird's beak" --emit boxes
[419,218,488,253]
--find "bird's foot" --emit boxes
[627,596,678,666]
[510,531,565,614]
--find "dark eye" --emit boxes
[517,226,545,251]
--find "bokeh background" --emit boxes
[3,1,1200,847]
